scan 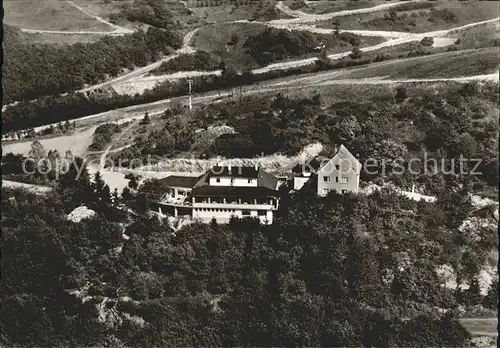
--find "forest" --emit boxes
[1,152,497,346]
[3,21,181,104]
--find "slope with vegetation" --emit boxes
[193,22,382,70]
[1,151,497,346]
[317,0,499,33]
[2,25,182,104]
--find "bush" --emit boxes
[420,37,434,47]
[349,47,362,59]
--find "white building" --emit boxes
[292,145,361,196]
[156,165,282,224]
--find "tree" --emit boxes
[463,277,482,306]
[420,37,434,47]
[230,32,239,45]
[332,116,361,145]
[128,175,139,190]
[141,112,151,125]
[332,18,340,36]
[349,47,362,59]
[316,48,330,69]
[482,280,498,309]
[220,64,239,85]
[28,140,46,161]
[394,86,408,103]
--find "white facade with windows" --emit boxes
[293,145,362,197]
[155,166,281,225]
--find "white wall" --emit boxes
[293,177,310,190]
[209,177,257,187]
[317,156,360,196]
[192,207,273,224]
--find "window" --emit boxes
[341,177,348,183]
[230,178,235,185]
[258,210,267,216]
[323,176,330,182]
[335,177,339,183]
[242,210,251,216]
[248,179,252,184]
[335,165,340,170]
[216,178,220,183]
[342,189,348,194]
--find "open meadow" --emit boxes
[3,0,112,31]
[328,47,499,80]
[2,126,97,158]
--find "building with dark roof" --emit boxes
[156,165,281,224]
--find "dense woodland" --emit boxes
[1,151,497,346]
[3,0,182,104]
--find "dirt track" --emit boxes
[272,0,426,24]
[78,27,200,93]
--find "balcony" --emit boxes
[159,194,192,207]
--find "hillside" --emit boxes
[317,0,499,33]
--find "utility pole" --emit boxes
[187,78,193,110]
[239,85,242,110]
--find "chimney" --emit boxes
[334,144,338,154]
[412,184,415,193]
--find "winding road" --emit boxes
[4,1,498,135]
[110,16,498,93]
[272,0,425,24]
[78,27,200,93]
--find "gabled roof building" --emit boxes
[293,145,362,196]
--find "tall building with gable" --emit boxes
[293,145,362,196]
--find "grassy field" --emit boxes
[317,0,500,33]
[447,21,500,49]
[460,318,498,337]
[331,47,499,80]
[3,0,112,31]
[2,126,97,158]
